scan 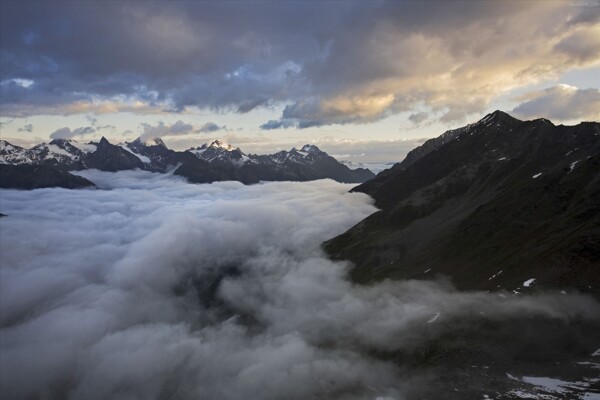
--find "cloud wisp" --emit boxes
[197,122,225,133]
[17,123,33,133]
[138,120,224,142]
[1,171,599,399]
[49,126,96,140]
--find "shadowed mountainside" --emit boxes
[325,111,600,294]
[0,164,95,189]
[0,138,374,185]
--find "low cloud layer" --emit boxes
[1,172,599,399]
[512,84,600,122]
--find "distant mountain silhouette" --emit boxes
[0,138,374,186]
[0,164,95,189]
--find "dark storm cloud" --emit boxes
[1,1,598,124]
[0,1,322,115]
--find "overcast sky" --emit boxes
[1,0,599,162]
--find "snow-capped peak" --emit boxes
[301,144,318,152]
[48,138,71,144]
[50,138,97,154]
[0,140,30,164]
[133,137,168,148]
[188,140,246,163]
[291,144,321,155]
[0,139,21,151]
[207,140,236,151]
[153,138,167,148]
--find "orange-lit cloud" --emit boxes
[1,1,598,127]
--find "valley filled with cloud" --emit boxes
[1,171,598,399]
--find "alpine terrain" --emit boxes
[325,111,600,294]
[0,138,374,188]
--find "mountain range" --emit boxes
[0,137,374,188]
[3,111,598,295]
[325,111,600,294]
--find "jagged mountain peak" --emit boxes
[48,138,88,145]
[186,139,249,167]
[131,137,168,149]
[1,135,375,184]
[48,138,71,145]
[328,117,600,293]
[0,139,21,149]
[203,139,237,151]
[290,144,323,156]
[475,110,521,127]
[301,144,321,153]
[153,137,167,148]
[530,117,555,127]
[396,110,526,171]
[48,138,81,153]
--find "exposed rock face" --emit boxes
[0,164,95,189]
[83,137,146,172]
[176,142,374,184]
[1,138,374,185]
[325,111,600,293]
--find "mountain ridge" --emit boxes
[0,137,374,186]
[0,164,95,190]
[325,111,600,293]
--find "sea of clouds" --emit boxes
[1,170,599,400]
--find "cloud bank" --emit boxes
[1,171,599,399]
[1,2,599,126]
[512,84,600,121]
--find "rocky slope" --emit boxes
[0,138,374,185]
[176,141,374,184]
[0,164,95,189]
[325,111,600,293]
